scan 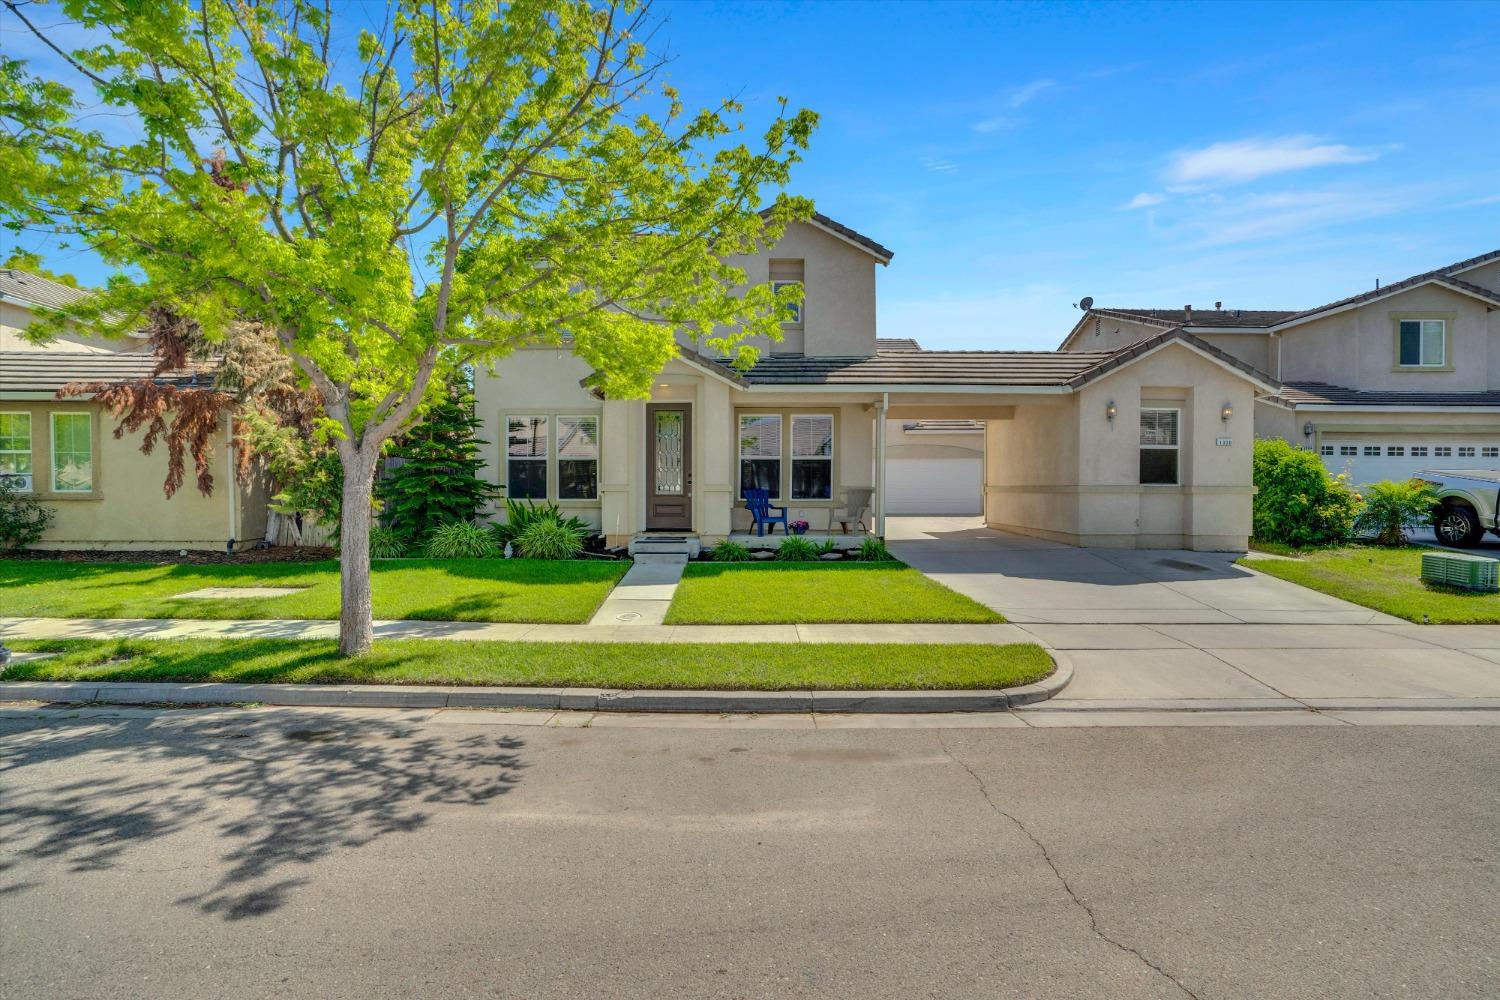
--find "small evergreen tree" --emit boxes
[377,371,498,547]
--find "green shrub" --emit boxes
[515,518,586,560]
[1355,479,1438,546]
[1251,439,1362,548]
[710,539,752,562]
[856,537,895,562]
[369,526,407,559]
[0,481,55,550]
[773,536,820,561]
[491,498,589,550]
[424,520,498,559]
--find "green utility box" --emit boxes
[1420,550,1500,593]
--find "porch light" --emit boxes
[1302,421,1314,439]
[1105,400,1117,423]
[1220,403,1233,422]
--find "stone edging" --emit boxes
[0,651,1072,714]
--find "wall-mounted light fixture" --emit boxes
[1220,403,1234,423]
[1105,400,1118,423]
[1302,421,1314,439]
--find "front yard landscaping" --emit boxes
[1242,547,1500,624]
[2,638,1053,691]
[0,558,628,624]
[663,561,1003,624]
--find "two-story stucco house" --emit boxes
[1058,249,1500,485]
[475,212,1280,552]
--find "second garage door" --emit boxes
[1320,435,1500,485]
[886,457,982,514]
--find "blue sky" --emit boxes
[7,0,1499,349]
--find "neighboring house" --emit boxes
[1058,250,1500,484]
[0,270,268,551]
[475,212,1279,551]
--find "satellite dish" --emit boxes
[1078,296,1094,311]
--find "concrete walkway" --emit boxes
[587,558,685,626]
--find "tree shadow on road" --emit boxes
[0,709,525,920]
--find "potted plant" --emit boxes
[790,519,809,535]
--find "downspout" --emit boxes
[226,413,238,551]
[874,392,888,538]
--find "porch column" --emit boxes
[874,392,888,538]
[599,397,635,547]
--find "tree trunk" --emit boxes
[337,446,380,657]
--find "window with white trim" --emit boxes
[769,258,804,327]
[739,414,782,499]
[1411,446,1428,457]
[1339,445,1357,456]
[1397,319,1445,367]
[1363,446,1380,456]
[1484,447,1499,459]
[1458,447,1475,458]
[50,412,92,493]
[1320,445,1334,456]
[1434,446,1452,458]
[506,415,548,500]
[1139,408,1179,485]
[556,416,599,500]
[1387,446,1404,457]
[0,412,32,490]
[790,414,833,500]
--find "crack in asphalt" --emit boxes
[935,730,1205,1000]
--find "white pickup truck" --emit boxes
[1418,470,1500,548]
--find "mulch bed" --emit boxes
[4,546,336,565]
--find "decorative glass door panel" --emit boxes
[654,411,684,495]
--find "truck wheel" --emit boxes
[1434,504,1482,548]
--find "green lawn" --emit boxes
[663,561,1003,624]
[1242,547,1500,624]
[3,638,1053,691]
[0,558,628,624]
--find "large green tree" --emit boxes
[1,0,813,654]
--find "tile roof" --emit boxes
[0,269,93,311]
[876,338,922,352]
[1065,327,1280,391]
[760,208,894,263]
[0,351,216,394]
[1088,307,1299,329]
[1276,382,1500,408]
[717,349,1116,386]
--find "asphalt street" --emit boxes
[1,705,1496,999]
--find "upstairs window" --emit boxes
[1397,319,1445,367]
[0,412,32,490]
[1139,409,1179,485]
[769,259,804,327]
[739,414,782,499]
[506,415,548,500]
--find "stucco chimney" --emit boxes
[1184,304,1193,322]
[1214,300,1222,310]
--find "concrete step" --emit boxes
[628,534,700,559]
[632,552,689,565]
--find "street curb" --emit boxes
[0,650,1072,715]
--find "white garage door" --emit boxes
[1320,435,1500,485]
[886,458,982,514]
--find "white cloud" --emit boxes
[972,116,1020,134]
[1186,188,1409,247]
[922,157,958,173]
[1165,135,1378,186]
[1122,192,1166,210]
[1007,78,1056,108]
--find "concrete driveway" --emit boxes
[888,517,1500,710]
[886,516,1396,625]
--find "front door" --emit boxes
[646,404,692,530]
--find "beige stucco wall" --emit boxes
[1278,284,1498,392]
[0,300,149,353]
[1,398,260,550]
[1063,315,1163,353]
[1195,332,1273,376]
[885,420,984,460]
[986,343,1258,550]
[718,220,879,359]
